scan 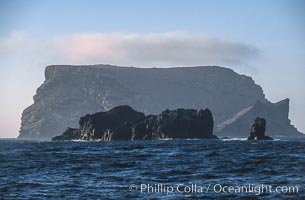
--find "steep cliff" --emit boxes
[216,99,301,137]
[19,64,300,139]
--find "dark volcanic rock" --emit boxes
[52,127,80,141]
[78,105,145,140]
[112,108,217,140]
[247,117,273,140]
[79,106,145,140]
[52,106,145,141]
[52,106,217,141]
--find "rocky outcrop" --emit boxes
[247,117,273,140]
[78,105,145,140]
[52,106,217,141]
[52,127,80,141]
[112,108,217,140]
[19,64,302,139]
[52,105,144,141]
[216,99,302,137]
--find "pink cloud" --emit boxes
[54,33,124,63]
[51,32,259,66]
[0,31,260,67]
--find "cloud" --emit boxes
[0,31,260,68]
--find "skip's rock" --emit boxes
[112,108,217,140]
[52,106,217,141]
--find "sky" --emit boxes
[0,0,304,138]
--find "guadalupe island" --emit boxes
[18,64,303,139]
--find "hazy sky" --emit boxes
[0,0,304,138]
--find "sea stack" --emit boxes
[52,105,145,141]
[112,108,217,140]
[247,117,273,140]
[52,106,217,141]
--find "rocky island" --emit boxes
[52,105,217,141]
[19,64,303,139]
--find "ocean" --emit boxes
[0,138,304,199]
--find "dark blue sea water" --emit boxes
[0,138,305,199]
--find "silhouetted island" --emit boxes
[52,105,217,141]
